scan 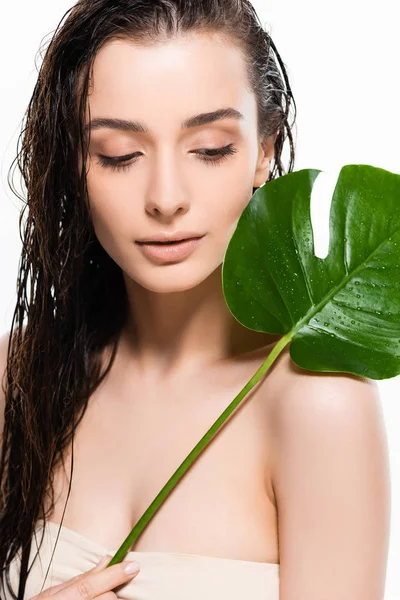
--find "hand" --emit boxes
[29,554,140,600]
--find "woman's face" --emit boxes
[85,31,273,293]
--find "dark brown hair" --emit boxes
[0,1,296,597]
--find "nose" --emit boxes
[145,150,190,220]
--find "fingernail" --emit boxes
[123,561,140,575]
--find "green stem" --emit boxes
[107,331,292,566]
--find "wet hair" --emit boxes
[0,1,296,597]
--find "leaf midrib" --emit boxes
[290,226,400,336]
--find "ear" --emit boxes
[252,133,276,188]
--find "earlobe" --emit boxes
[252,152,270,188]
[252,162,269,188]
[252,133,275,188]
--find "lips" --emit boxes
[138,237,199,245]
[136,231,205,244]
[136,235,205,263]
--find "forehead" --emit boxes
[86,32,256,132]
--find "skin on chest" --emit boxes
[46,356,279,563]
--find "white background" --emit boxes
[0,1,399,598]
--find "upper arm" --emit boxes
[269,369,391,600]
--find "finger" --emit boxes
[33,556,112,598]
[92,556,112,572]
[93,594,117,600]
[59,561,140,600]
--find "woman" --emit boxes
[0,0,390,599]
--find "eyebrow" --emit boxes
[85,107,244,133]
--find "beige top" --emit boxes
[5,520,280,599]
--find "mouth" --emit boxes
[135,235,205,263]
[137,236,200,245]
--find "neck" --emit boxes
[119,264,276,379]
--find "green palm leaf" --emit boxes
[223,164,400,379]
[108,163,400,565]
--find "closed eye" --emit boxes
[95,144,238,172]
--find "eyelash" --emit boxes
[96,143,238,172]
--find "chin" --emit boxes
[128,261,223,294]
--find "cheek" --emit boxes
[86,169,134,243]
[203,166,253,237]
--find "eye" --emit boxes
[95,152,141,172]
[191,143,238,166]
[95,144,238,172]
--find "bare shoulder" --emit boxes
[267,345,385,434]
[263,345,391,599]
